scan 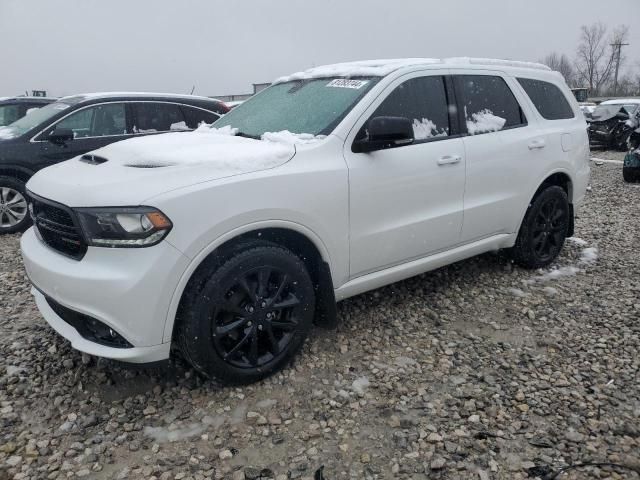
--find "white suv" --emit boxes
[21,58,590,384]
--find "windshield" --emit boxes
[591,103,638,121]
[3,101,74,136]
[212,77,379,137]
[0,104,23,126]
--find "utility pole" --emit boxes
[611,41,629,96]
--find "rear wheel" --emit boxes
[0,176,31,234]
[510,186,570,269]
[177,242,315,384]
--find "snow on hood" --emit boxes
[27,127,321,206]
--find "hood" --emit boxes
[27,130,296,207]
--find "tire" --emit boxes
[0,176,31,234]
[510,186,570,269]
[623,167,640,183]
[176,242,315,385]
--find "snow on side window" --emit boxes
[465,108,506,135]
[170,121,190,131]
[412,118,448,140]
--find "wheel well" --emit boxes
[535,172,572,201]
[0,168,32,184]
[533,172,574,237]
[174,228,337,339]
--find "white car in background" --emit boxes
[21,58,590,384]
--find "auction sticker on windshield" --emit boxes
[326,79,369,89]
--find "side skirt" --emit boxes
[334,233,515,301]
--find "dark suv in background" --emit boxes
[0,96,55,126]
[0,93,228,233]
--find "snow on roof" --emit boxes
[275,57,551,83]
[59,92,220,102]
[601,98,640,105]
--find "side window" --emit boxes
[181,106,219,129]
[454,75,526,135]
[367,76,450,142]
[517,78,575,120]
[54,103,127,138]
[133,103,186,133]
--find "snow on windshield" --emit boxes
[0,127,17,140]
[465,108,506,135]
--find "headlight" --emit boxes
[75,207,172,248]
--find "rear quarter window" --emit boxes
[517,78,575,120]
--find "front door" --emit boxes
[343,73,466,278]
[36,102,129,168]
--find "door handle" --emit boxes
[528,139,546,150]
[437,155,462,166]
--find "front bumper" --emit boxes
[21,227,190,363]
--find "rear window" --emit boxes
[454,75,526,135]
[517,78,575,120]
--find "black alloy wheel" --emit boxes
[510,186,570,269]
[177,242,315,384]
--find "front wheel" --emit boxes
[510,186,570,269]
[177,242,315,385]
[0,176,31,235]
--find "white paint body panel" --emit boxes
[21,60,590,361]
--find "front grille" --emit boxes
[28,193,87,260]
[45,296,133,348]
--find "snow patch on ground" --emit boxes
[394,356,417,367]
[144,424,205,443]
[580,247,598,264]
[255,399,278,409]
[352,377,370,395]
[5,365,24,376]
[542,286,559,296]
[567,237,588,246]
[507,288,528,298]
[466,109,506,135]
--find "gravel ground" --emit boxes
[1,152,639,480]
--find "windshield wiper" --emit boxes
[235,131,260,140]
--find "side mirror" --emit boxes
[354,116,414,153]
[48,128,74,145]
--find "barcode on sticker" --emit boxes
[326,79,369,89]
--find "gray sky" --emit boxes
[1,0,639,98]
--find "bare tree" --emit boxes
[540,52,575,86]
[575,22,616,95]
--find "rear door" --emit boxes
[35,102,130,167]
[343,72,467,277]
[131,102,189,134]
[452,71,542,242]
[181,105,221,128]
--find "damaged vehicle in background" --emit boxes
[587,99,640,150]
[0,93,228,233]
[20,58,590,385]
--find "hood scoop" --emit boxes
[80,154,108,165]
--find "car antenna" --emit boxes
[189,85,195,95]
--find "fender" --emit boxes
[0,164,36,181]
[512,166,575,239]
[162,219,334,343]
